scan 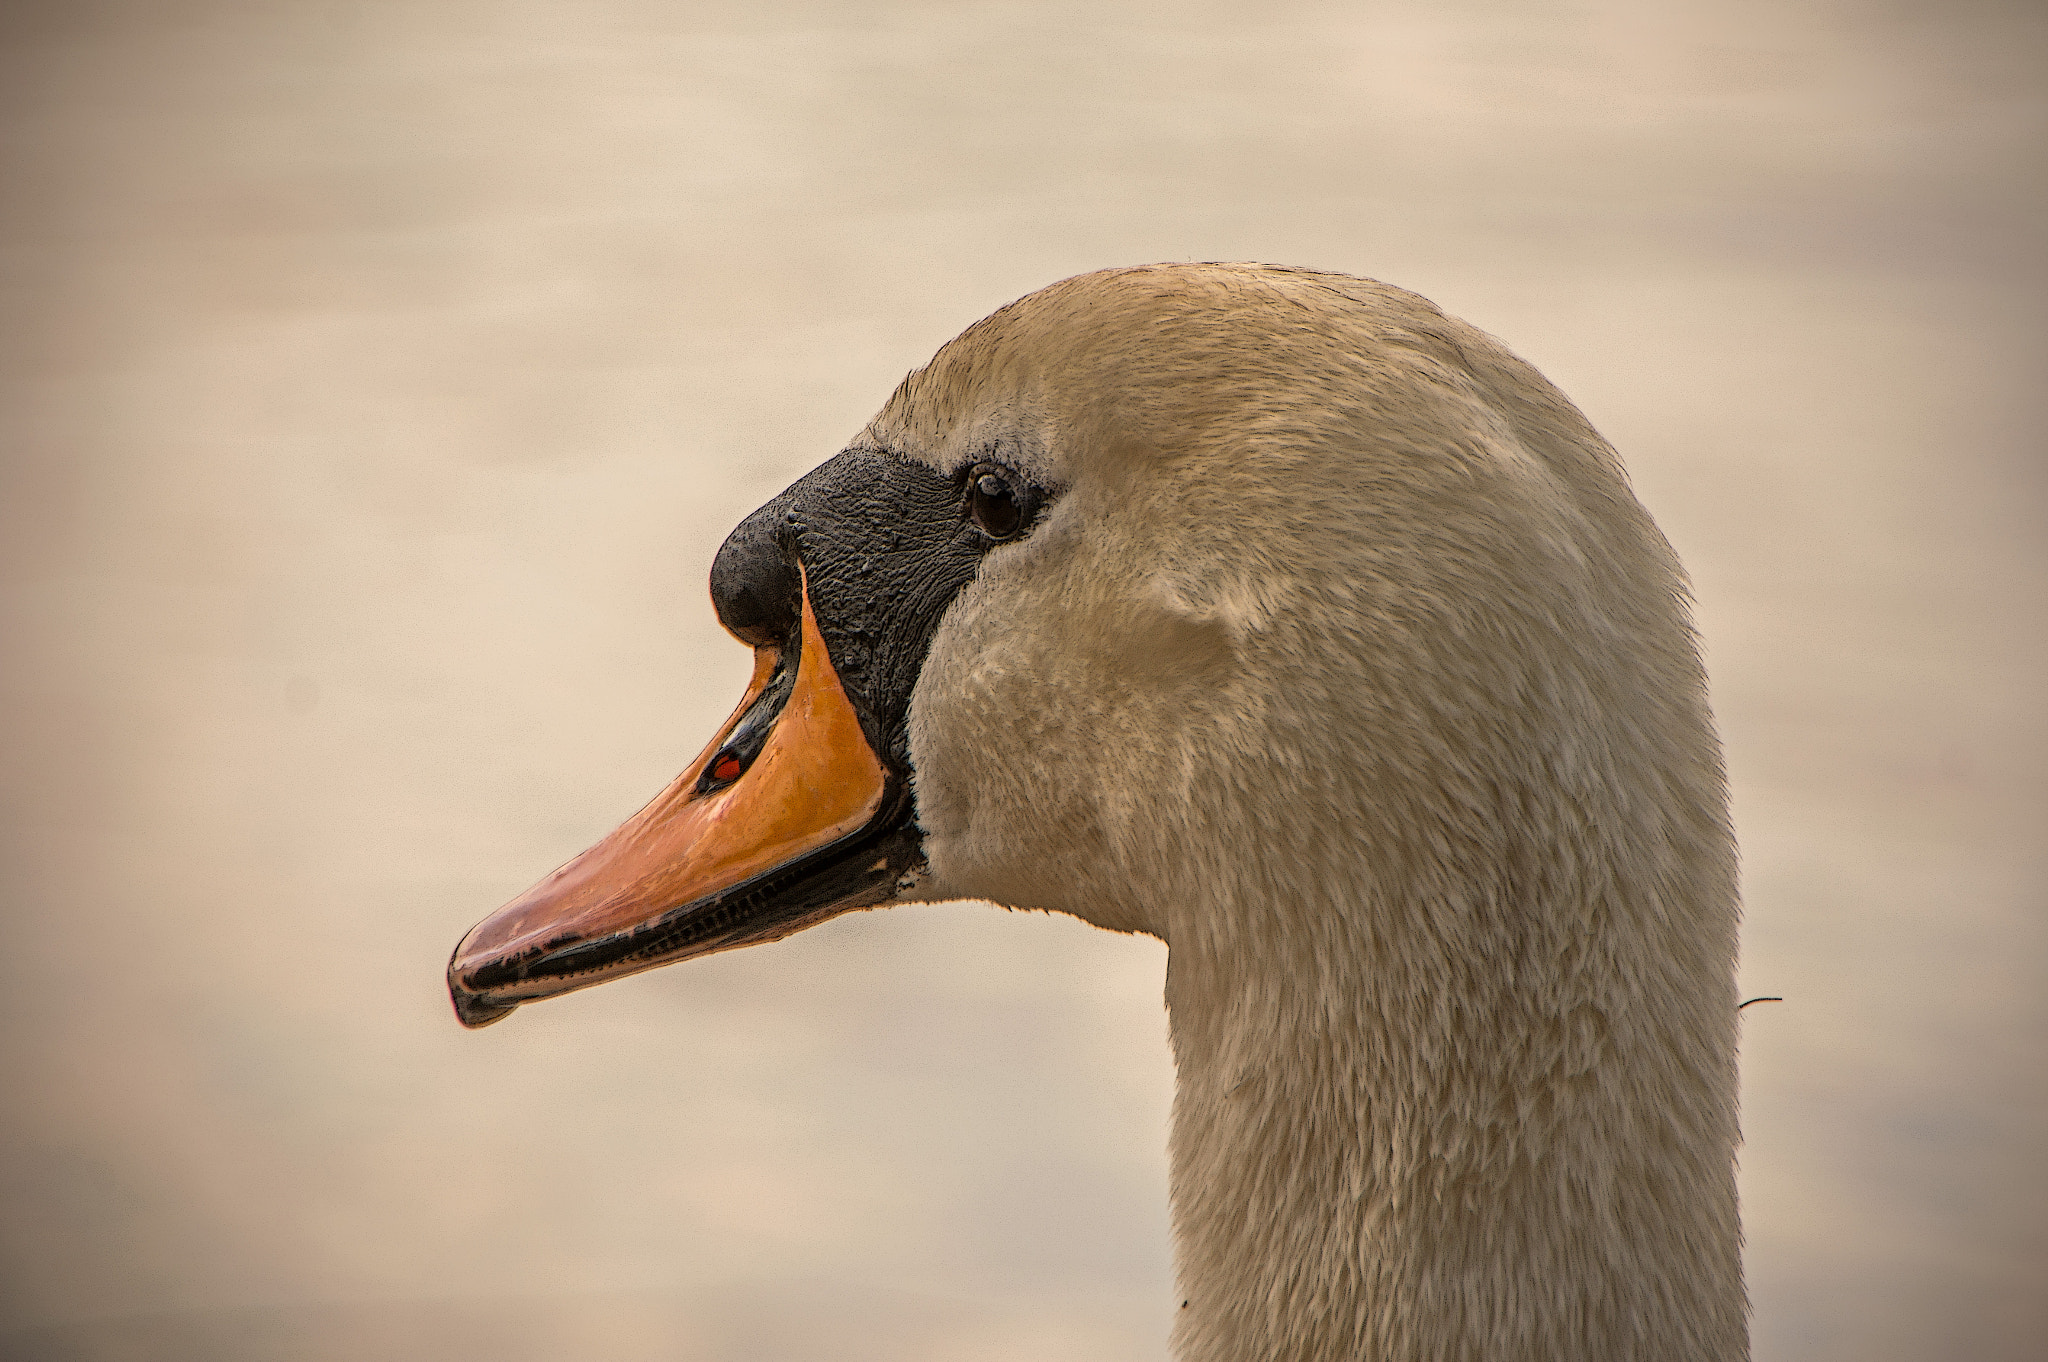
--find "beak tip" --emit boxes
[448,953,519,1029]
[451,986,518,1029]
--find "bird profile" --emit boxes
[451,263,1747,1362]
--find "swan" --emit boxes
[449,263,1747,1361]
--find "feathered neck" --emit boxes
[1153,650,1747,1362]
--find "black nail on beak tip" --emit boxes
[449,976,519,1029]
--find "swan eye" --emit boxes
[967,467,1025,540]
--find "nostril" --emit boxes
[698,732,765,795]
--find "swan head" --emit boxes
[450,261,1720,1028]
[447,262,1745,1360]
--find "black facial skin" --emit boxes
[713,446,1047,772]
[700,446,1051,914]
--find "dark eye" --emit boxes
[967,466,1025,540]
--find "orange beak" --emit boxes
[447,577,906,1027]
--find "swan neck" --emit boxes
[1161,882,1747,1362]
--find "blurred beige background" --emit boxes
[2,1,2042,1358]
